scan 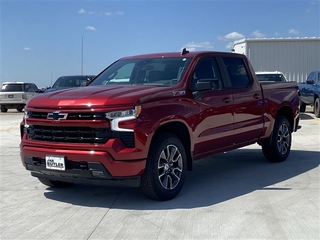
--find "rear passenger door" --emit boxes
[221,56,264,144]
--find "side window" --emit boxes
[311,72,316,82]
[24,84,33,92]
[29,84,38,92]
[191,58,222,91]
[307,72,314,81]
[280,74,286,82]
[317,73,320,84]
[223,57,250,88]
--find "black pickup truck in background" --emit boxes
[44,75,95,93]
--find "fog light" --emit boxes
[91,170,105,178]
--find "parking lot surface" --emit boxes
[0,108,319,240]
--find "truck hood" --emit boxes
[27,85,171,109]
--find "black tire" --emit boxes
[38,178,74,188]
[262,116,292,162]
[16,107,23,112]
[313,98,320,118]
[1,106,8,113]
[140,133,187,201]
[299,100,306,113]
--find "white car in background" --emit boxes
[0,82,41,112]
[255,71,288,82]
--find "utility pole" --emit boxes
[81,36,84,75]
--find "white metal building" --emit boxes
[232,37,320,83]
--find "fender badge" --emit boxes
[172,91,186,96]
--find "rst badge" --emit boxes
[47,111,68,121]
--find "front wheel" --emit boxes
[38,178,74,188]
[313,98,320,118]
[140,133,187,201]
[262,116,292,162]
[299,100,306,113]
[1,106,8,113]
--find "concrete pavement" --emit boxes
[0,108,319,240]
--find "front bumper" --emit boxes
[21,145,146,184]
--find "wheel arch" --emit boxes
[259,105,295,147]
[276,106,294,132]
[151,121,193,171]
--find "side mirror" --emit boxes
[195,78,220,91]
[81,81,88,87]
[306,79,315,84]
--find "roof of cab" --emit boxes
[120,50,241,60]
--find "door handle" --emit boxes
[253,93,260,99]
[222,97,232,103]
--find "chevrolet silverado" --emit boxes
[20,50,300,200]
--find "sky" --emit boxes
[1,0,319,88]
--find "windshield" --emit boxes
[90,57,192,87]
[256,74,287,82]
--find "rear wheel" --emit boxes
[140,133,187,201]
[262,116,292,162]
[16,107,23,112]
[299,100,306,112]
[38,178,74,188]
[313,98,320,118]
[1,106,8,113]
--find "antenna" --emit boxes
[181,48,189,55]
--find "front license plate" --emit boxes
[45,155,65,171]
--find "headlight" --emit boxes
[105,106,141,119]
[105,106,141,132]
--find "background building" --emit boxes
[232,37,320,83]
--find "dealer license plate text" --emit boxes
[45,155,65,171]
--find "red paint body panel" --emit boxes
[21,145,146,177]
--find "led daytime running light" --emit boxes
[105,106,141,120]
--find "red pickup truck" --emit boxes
[20,50,300,200]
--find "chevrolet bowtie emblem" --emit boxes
[47,111,68,121]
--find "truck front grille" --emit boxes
[27,111,106,120]
[27,125,134,147]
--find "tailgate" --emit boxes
[0,92,26,103]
